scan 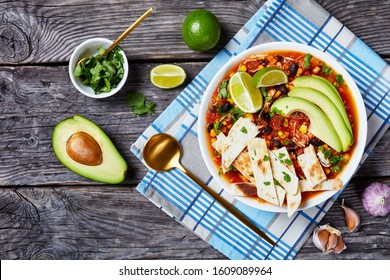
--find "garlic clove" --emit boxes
[332,236,347,254]
[326,233,339,252]
[313,224,346,254]
[341,199,360,231]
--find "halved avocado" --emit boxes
[292,75,352,134]
[52,115,127,184]
[288,87,353,151]
[270,97,343,152]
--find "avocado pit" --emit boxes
[66,131,103,166]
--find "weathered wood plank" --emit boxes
[0,177,388,260]
[1,0,390,65]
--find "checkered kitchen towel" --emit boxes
[131,0,390,260]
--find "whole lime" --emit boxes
[182,9,221,51]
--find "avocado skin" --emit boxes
[270,97,343,152]
[288,87,353,152]
[52,115,127,184]
[292,75,352,134]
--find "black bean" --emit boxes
[309,138,324,147]
[276,55,283,62]
[279,84,288,95]
[210,105,218,113]
[258,126,272,136]
[263,112,271,122]
[287,144,297,152]
[207,123,214,132]
[259,59,269,65]
[289,62,298,75]
[222,101,232,112]
[271,139,283,149]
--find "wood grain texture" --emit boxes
[0,0,389,260]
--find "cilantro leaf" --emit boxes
[303,53,312,69]
[126,92,155,116]
[321,63,332,75]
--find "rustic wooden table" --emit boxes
[0,0,389,260]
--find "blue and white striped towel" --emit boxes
[131,0,390,260]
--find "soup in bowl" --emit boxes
[198,42,367,216]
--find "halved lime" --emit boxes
[252,67,288,87]
[150,64,186,89]
[229,72,263,113]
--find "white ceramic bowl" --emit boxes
[198,42,367,213]
[69,38,129,98]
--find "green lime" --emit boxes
[182,9,221,51]
[150,64,186,89]
[229,72,263,113]
[252,67,288,87]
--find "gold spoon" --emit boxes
[77,7,153,66]
[143,133,276,246]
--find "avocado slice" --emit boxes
[292,75,352,134]
[270,97,343,152]
[288,87,353,151]
[52,115,127,184]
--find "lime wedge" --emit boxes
[229,72,263,113]
[252,67,288,87]
[150,64,186,89]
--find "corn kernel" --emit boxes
[227,124,232,129]
[258,65,264,70]
[221,127,227,133]
[239,65,247,72]
[210,129,216,137]
[222,120,227,126]
[323,144,329,150]
[343,153,351,161]
[299,124,308,134]
[275,90,282,98]
[283,118,289,127]
[296,68,303,77]
[278,131,286,138]
[245,113,254,122]
[324,168,330,174]
[228,98,234,104]
[215,95,220,102]
[312,66,321,74]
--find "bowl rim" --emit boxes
[198,41,367,212]
[68,37,129,99]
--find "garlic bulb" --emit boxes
[313,224,346,254]
[341,199,360,231]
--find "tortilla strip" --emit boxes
[269,151,299,195]
[286,189,302,217]
[212,133,255,183]
[272,147,295,175]
[221,117,258,173]
[297,144,327,187]
[276,185,286,207]
[299,178,343,192]
[248,138,279,205]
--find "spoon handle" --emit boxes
[102,7,154,56]
[177,164,276,247]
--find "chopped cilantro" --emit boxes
[330,165,341,173]
[303,53,312,69]
[214,121,222,134]
[218,79,229,98]
[240,126,248,134]
[329,155,343,165]
[249,173,254,178]
[229,107,244,122]
[272,107,285,116]
[283,171,291,182]
[263,155,270,161]
[274,179,282,186]
[283,138,290,145]
[264,181,271,186]
[253,149,257,156]
[322,63,332,75]
[335,74,344,85]
[323,149,332,159]
[278,153,286,159]
[126,92,155,116]
[74,46,124,94]
[284,158,293,166]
